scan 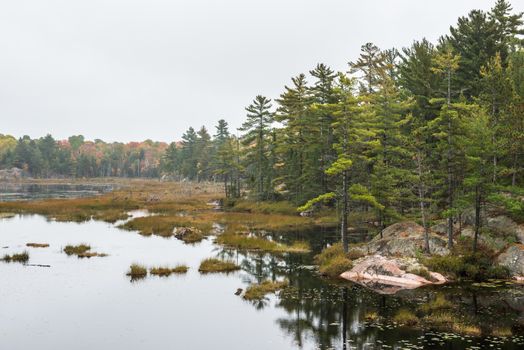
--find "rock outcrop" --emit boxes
[497,244,524,277]
[365,222,449,258]
[486,216,524,244]
[340,254,446,294]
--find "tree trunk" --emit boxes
[447,70,454,250]
[341,169,349,254]
[512,153,518,187]
[473,185,481,253]
[416,151,430,253]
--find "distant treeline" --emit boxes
[0,134,167,178]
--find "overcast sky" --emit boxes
[1,0,522,143]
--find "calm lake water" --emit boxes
[1,212,524,349]
[0,183,114,201]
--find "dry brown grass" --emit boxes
[198,258,240,273]
[0,179,222,222]
[150,265,189,276]
[243,280,289,300]
[26,243,49,248]
[216,233,309,253]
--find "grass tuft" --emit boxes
[127,264,148,278]
[314,243,353,278]
[150,265,189,276]
[419,294,453,313]
[2,251,29,263]
[26,243,49,248]
[243,280,289,300]
[64,244,91,256]
[198,258,240,273]
[216,234,309,254]
[393,309,419,326]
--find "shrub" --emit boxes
[424,252,506,282]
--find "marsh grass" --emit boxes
[314,243,353,278]
[127,264,148,278]
[63,244,107,258]
[216,234,309,253]
[423,311,482,336]
[243,280,289,300]
[120,215,213,238]
[63,244,91,256]
[0,180,221,223]
[78,252,108,258]
[26,243,49,248]
[492,326,513,337]
[393,309,419,326]
[2,251,29,263]
[198,258,240,273]
[419,294,453,313]
[92,210,130,223]
[150,265,189,276]
[364,311,380,321]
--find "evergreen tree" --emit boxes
[239,95,275,200]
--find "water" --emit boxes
[0,183,114,201]
[1,214,524,350]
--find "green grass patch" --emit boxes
[198,258,240,273]
[243,280,289,300]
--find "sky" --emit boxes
[1,0,522,143]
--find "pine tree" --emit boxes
[430,44,462,249]
[479,52,514,183]
[349,42,386,94]
[239,95,274,200]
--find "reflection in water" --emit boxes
[1,214,524,349]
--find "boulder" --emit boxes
[173,227,203,243]
[340,254,446,294]
[497,244,524,277]
[461,227,508,251]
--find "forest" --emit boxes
[1,0,523,251]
